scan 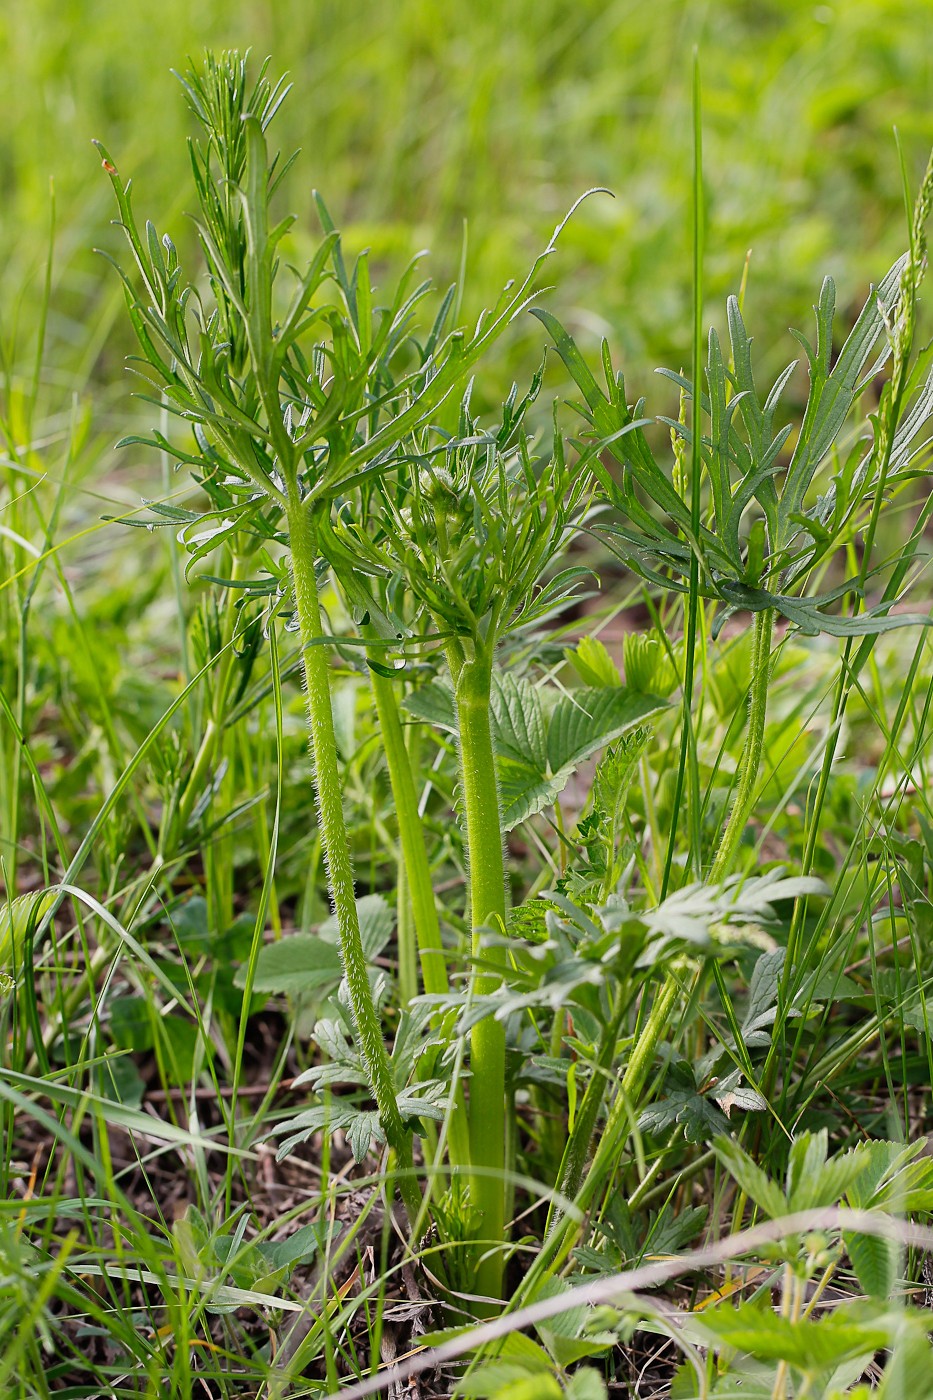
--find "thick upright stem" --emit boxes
[364,638,471,1173]
[396,844,417,1007]
[710,607,774,883]
[453,647,508,1302]
[287,497,419,1221]
[363,637,449,1001]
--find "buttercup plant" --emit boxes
[537,247,933,879]
[13,11,933,1391]
[531,142,933,1135]
[327,376,602,1298]
[99,52,418,1221]
[89,53,933,1376]
[99,51,602,1267]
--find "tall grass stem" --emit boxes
[709,607,774,882]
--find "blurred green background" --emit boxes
[1,0,931,915]
[2,0,932,405]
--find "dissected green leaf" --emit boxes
[847,1138,933,1214]
[779,257,906,538]
[593,728,652,816]
[786,1131,869,1212]
[640,1085,731,1144]
[741,949,786,1046]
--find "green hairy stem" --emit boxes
[364,638,472,1173]
[450,643,509,1302]
[363,635,449,1001]
[287,496,420,1222]
[396,846,417,1007]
